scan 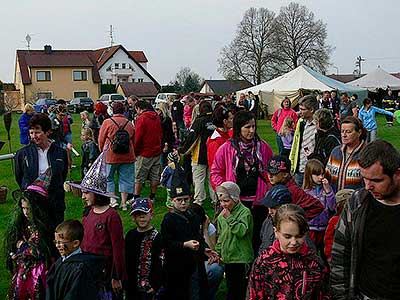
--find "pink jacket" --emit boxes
[210,138,274,206]
[183,105,193,128]
[271,108,298,133]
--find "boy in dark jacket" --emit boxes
[46,219,105,300]
[161,179,218,300]
[125,198,163,300]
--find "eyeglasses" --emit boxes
[53,240,73,246]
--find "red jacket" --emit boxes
[324,215,339,263]
[98,114,135,164]
[134,110,162,157]
[206,128,232,168]
[266,178,324,220]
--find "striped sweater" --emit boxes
[325,141,366,192]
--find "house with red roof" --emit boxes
[15,44,159,103]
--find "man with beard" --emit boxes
[331,139,400,300]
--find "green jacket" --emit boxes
[289,117,303,174]
[216,202,254,264]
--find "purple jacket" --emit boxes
[305,186,336,231]
[210,138,274,206]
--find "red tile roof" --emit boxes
[17,45,155,86]
[118,82,158,97]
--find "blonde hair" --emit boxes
[80,111,91,121]
[274,204,309,236]
[156,102,171,119]
[303,159,325,190]
[24,103,34,114]
[81,128,94,141]
[279,117,295,136]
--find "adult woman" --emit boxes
[156,102,174,169]
[358,98,395,142]
[325,116,367,192]
[206,105,234,170]
[211,110,273,251]
[18,104,34,145]
[307,108,341,166]
[271,97,298,154]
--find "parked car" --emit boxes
[67,97,94,113]
[155,93,178,105]
[33,99,57,113]
[98,93,126,103]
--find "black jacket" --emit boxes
[46,252,106,300]
[180,112,215,165]
[171,101,184,123]
[308,126,341,166]
[15,142,68,212]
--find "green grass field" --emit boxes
[0,113,399,297]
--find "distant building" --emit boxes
[199,80,252,95]
[14,44,159,103]
[117,82,159,101]
[328,72,400,84]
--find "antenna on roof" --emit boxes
[109,25,115,47]
[25,34,32,50]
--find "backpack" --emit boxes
[109,118,130,154]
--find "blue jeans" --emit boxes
[106,163,135,193]
[205,262,224,300]
[276,134,283,154]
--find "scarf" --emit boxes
[232,139,264,175]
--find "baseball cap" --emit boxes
[267,155,291,175]
[216,181,241,202]
[130,198,153,215]
[260,184,291,208]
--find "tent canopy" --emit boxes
[237,65,367,115]
[348,67,400,90]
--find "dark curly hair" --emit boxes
[4,190,57,273]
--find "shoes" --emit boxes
[110,198,118,208]
[120,204,127,211]
[127,198,135,205]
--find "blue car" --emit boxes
[33,99,57,113]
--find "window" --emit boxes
[36,71,51,81]
[74,91,88,98]
[121,63,126,69]
[106,79,112,84]
[73,70,88,81]
[138,78,144,83]
[114,63,119,69]
[36,92,53,99]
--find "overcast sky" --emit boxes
[1,0,399,85]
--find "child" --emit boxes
[303,159,336,258]
[324,189,354,263]
[259,184,292,253]
[215,181,253,300]
[248,204,329,299]
[161,180,217,300]
[266,155,324,220]
[160,151,185,209]
[125,198,163,300]
[279,117,295,157]
[46,219,105,300]
[5,180,55,300]
[80,128,100,178]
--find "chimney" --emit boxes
[44,45,52,54]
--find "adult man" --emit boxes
[331,139,400,299]
[98,102,135,210]
[134,100,163,201]
[289,95,318,187]
[127,94,139,121]
[382,89,397,126]
[171,94,184,130]
[339,92,358,119]
[319,91,336,114]
[15,113,68,228]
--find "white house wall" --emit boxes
[98,49,152,84]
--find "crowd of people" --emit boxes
[6,90,400,300]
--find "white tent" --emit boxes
[237,65,367,114]
[348,67,400,90]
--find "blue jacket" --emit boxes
[15,142,68,212]
[18,113,32,145]
[358,106,393,131]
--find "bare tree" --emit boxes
[173,67,203,93]
[218,8,276,85]
[272,2,333,74]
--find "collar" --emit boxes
[63,247,82,262]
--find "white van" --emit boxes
[155,93,178,105]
